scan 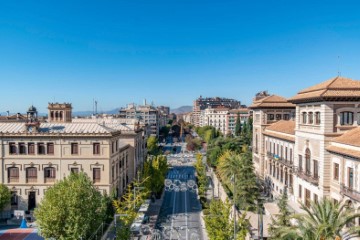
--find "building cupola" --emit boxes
[48,103,72,123]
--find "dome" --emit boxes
[28,105,37,112]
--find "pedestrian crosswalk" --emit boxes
[167,174,195,180]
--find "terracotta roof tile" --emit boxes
[326,145,360,159]
[263,131,295,142]
[332,127,360,148]
[249,95,295,109]
[265,120,296,135]
[289,76,360,103]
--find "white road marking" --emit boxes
[170,186,177,240]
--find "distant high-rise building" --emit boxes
[192,96,241,127]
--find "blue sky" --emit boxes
[1,0,360,113]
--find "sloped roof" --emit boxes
[289,76,360,103]
[249,95,295,109]
[0,122,119,135]
[326,145,360,159]
[331,127,360,148]
[263,120,295,142]
[229,108,249,114]
[266,120,295,135]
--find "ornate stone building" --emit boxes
[0,103,146,212]
[251,76,360,210]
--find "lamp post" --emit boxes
[114,214,128,238]
[133,186,145,209]
[233,174,236,240]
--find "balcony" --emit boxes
[295,168,319,186]
[45,177,56,183]
[26,177,37,183]
[267,152,293,168]
[8,177,19,183]
[341,184,360,202]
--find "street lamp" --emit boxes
[133,186,145,209]
[231,174,237,240]
[114,214,128,238]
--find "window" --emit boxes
[340,112,354,125]
[313,160,318,178]
[19,143,26,155]
[276,114,282,120]
[298,155,303,171]
[44,167,56,183]
[302,112,307,124]
[299,184,302,199]
[314,193,318,204]
[71,143,78,155]
[112,166,115,181]
[308,112,313,124]
[283,114,290,120]
[285,147,288,160]
[93,143,100,155]
[28,143,35,155]
[47,143,54,155]
[26,167,37,183]
[305,149,311,174]
[315,112,321,125]
[71,168,79,174]
[290,149,293,163]
[9,142,17,155]
[334,163,339,180]
[348,167,354,189]
[267,114,275,121]
[305,189,311,208]
[11,192,18,207]
[8,167,19,183]
[357,113,360,125]
[38,143,46,155]
[93,168,101,183]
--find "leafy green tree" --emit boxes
[0,184,11,211]
[268,188,292,239]
[279,198,360,240]
[194,153,208,201]
[35,172,108,240]
[147,136,160,155]
[143,155,168,196]
[204,199,249,240]
[235,113,242,137]
[217,150,258,211]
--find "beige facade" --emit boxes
[0,104,146,212]
[252,76,360,212]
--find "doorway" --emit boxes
[28,192,36,211]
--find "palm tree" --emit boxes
[279,198,360,240]
[217,150,258,211]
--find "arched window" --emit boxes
[26,167,37,183]
[308,112,313,124]
[340,112,354,125]
[302,112,307,124]
[305,148,311,174]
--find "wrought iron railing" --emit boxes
[294,167,319,186]
[341,184,360,202]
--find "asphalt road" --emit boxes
[155,145,203,240]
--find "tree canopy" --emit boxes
[0,184,11,211]
[147,136,160,155]
[35,172,109,240]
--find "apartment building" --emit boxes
[200,107,230,134]
[251,76,360,210]
[119,103,160,136]
[0,103,145,212]
[192,96,241,127]
[226,108,251,135]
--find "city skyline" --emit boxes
[1,1,360,113]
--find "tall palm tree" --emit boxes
[217,150,258,211]
[279,198,360,240]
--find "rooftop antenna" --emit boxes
[95,100,98,115]
[337,55,341,77]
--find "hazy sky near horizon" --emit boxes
[1,0,360,113]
